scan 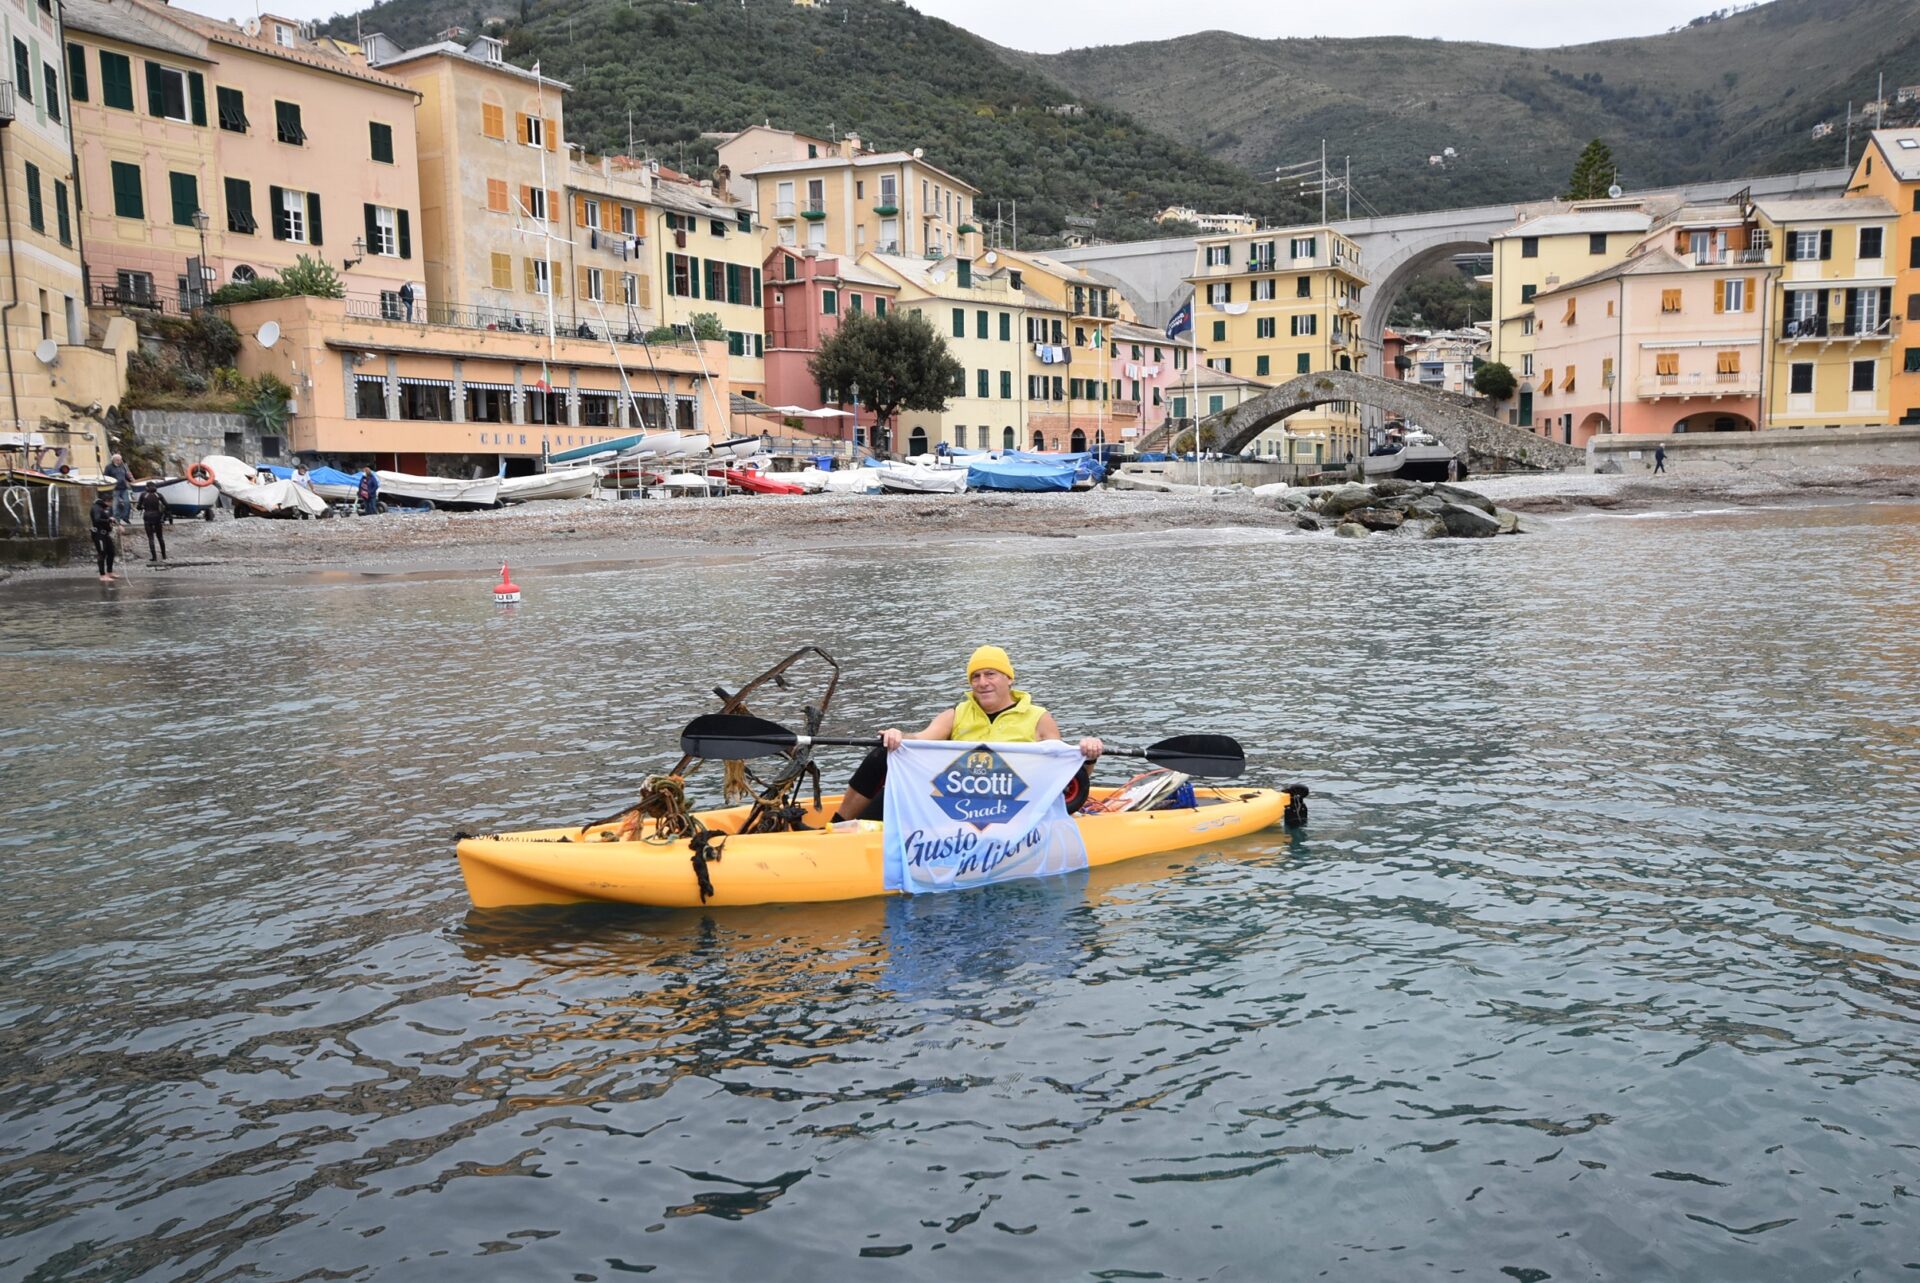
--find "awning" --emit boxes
[462,381,516,392]
[396,376,454,389]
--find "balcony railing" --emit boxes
[800,200,828,220]
[774,200,797,219]
[1637,372,1761,398]
[334,295,698,350]
[1782,316,1895,340]
[91,282,187,315]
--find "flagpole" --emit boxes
[1192,294,1202,490]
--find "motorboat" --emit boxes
[1362,428,1466,483]
[822,468,883,495]
[129,474,218,520]
[376,469,502,510]
[547,430,679,465]
[791,467,832,494]
[303,466,366,505]
[710,467,806,496]
[648,471,727,497]
[965,456,1077,493]
[498,466,600,502]
[876,461,968,494]
[710,435,763,460]
[200,455,328,518]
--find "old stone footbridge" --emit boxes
[1198,370,1587,470]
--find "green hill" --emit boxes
[1018,0,1920,213]
[324,0,1310,243]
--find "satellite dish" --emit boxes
[912,147,924,159]
[33,339,58,365]
[1607,184,1623,199]
[984,251,998,265]
[256,320,281,349]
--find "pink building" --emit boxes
[1529,204,1770,446]
[762,246,898,442]
[1107,321,1194,443]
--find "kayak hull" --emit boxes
[457,786,1294,909]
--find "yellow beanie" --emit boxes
[967,645,1014,681]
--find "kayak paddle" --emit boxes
[679,713,1246,779]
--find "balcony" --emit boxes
[336,294,679,349]
[1637,372,1761,399]
[774,201,797,219]
[799,201,828,221]
[873,200,899,216]
[1781,316,1895,342]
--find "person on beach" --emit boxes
[831,646,1103,823]
[136,481,169,561]
[89,491,119,580]
[1654,444,1667,474]
[104,453,133,525]
[357,466,380,516]
[292,463,312,490]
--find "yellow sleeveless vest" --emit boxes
[951,690,1047,743]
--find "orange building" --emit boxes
[1846,128,1919,425]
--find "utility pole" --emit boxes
[1320,139,1328,224]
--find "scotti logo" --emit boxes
[930,746,1029,829]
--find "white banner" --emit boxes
[882,740,1090,894]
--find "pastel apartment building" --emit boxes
[1755,194,1896,428]
[1842,129,1918,426]
[66,0,423,312]
[999,248,1132,450]
[1186,223,1367,462]
[761,243,898,440]
[716,125,979,264]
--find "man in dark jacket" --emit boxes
[104,453,133,525]
[90,491,119,580]
[357,466,380,516]
[136,481,170,561]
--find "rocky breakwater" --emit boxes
[1263,479,1524,540]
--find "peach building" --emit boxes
[1845,130,1918,425]
[1528,203,1772,445]
[66,0,422,309]
[761,244,898,441]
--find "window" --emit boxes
[822,289,838,315]
[45,63,60,122]
[624,273,639,307]
[490,252,512,289]
[273,22,295,48]
[275,100,305,145]
[1789,362,1814,395]
[1296,352,1311,374]
[531,258,550,296]
[1255,317,1275,339]
[1788,229,1828,261]
[952,308,964,337]
[24,163,42,233]
[1291,314,1317,336]
[1718,279,1747,312]
[1211,320,1225,342]
[1520,284,1536,304]
[523,114,545,147]
[999,312,1010,342]
[66,42,87,102]
[481,102,505,140]
[1252,279,1275,302]
[1521,236,1539,258]
[1716,350,1741,377]
[1521,317,1536,336]
[109,161,143,219]
[976,310,988,340]
[101,51,134,110]
[1000,370,1012,399]
[1208,394,1225,415]
[584,268,603,302]
[1256,354,1270,377]
[526,187,547,220]
[225,176,255,233]
[487,179,508,213]
[1851,359,1876,393]
[1204,245,1230,267]
[366,204,400,256]
[1290,236,1316,259]
[1589,233,1607,254]
[1905,348,1920,374]
[53,180,70,246]
[270,186,319,244]
[216,85,247,132]
[168,171,197,227]
[875,297,888,317]
[976,369,989,398]
[1208,282,1231,305]
[13,40,31,104]
[370,121,394,164]
[1859,227,1884,259]
[1661,288,1682,313]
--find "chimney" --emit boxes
[713,164,731,202]
[842,132,860,158]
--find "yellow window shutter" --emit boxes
[1541,368,1554,393]
[482,103,503,139]
[520,185,533,217]
[1656,352,1678,376]
[552,266,563,298]
[1713,279,1725,312]
[1602,357,1614,384]
[1662,289,1680,312]
[575,194,587,226]
[1564,299,1576,324]
[1564,366,1575,393]
[524,257,535,292]
[549,190,559,222]
[635,274,652,308]
[516,113,529,144]
[545,119,557,152]
[1743,283,1755,313]
[578,265,590,297]
[488,179,506,212]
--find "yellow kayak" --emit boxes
[457,785,1299,909]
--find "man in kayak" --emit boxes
[831,645,1102,823]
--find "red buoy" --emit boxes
[493,562,521,604]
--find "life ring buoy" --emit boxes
[186,462,215,487]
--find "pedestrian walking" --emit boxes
[104,453,133,525]
[1654,444,1667,474]
[357,465,381,516]
[136,481,169,561]
[89,490,119,581]
[399,281,415,322]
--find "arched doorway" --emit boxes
[1069,429,1086,452]
[1031,430,1045,450]
[1002,426,1015,450]
[1337,355,1351,371]
[908,427,928,456]
[1674,409,1756,433]
[1576,412,1611,446]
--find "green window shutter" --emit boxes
[690,256,702,298]
[307,192,322,245]
[54,181,70,245]
[1000,370,1011,399]
[224,176,254,234]
[276,100,304,144]
[875,297,886,316]
[188,72,206,126]
[269,184,287,239]
[1212,320,1225,341]
[822,289,837,315]
[737,211,751,233]
[754,333,763,357]
[169,171,197,227]
[398,209,411,259]
[24,163,43,233]
[976,310,987,339]
[1256,355,1270,377]
[999,312,1010,342]
[145,60,165,116]
[952,307,964,337]
[14,41,33,104]
[752,268,762,306]
[66,43,87,102]
[1296,352,1310,374]
[726,264,741,305]
[216,85,247,132]
[101,52,133,110]
[110,161,143,218]
[363,202,379,253]
[976,369,988,398]
[370,121,394,163]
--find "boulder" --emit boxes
[1494,508,1521,534]
[1437,501,1500,538]
[1370,478,1423,497]
[1335,521,1369,539]
[1345,506,1405,531]
[1316,483,1376,518]
[1433,483,1496,515]
[1293,513,1321,531]
[1406,495,1446,518]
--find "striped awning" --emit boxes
[397,376,454,389]
[462,381,516,392]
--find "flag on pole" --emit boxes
[1164,297,1193,339]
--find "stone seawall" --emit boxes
[131,411,271,470]
[1588,425,1920,472]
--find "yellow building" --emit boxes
[859,251,1026,454]
[717,125,980,264]
[1488,201,1653,431]
[1845,129,1919,425]
[1754,195,1897,428]
[1186,223,1367,461]
[3,0,125,471]
[999,248,1128,450]
[366,31,566,326]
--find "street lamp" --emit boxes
[343,236,366,272]
[190,208,211,309]
[848,380,860,452]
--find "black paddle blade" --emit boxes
[1144,733,1246,779]
[680,712,800,761]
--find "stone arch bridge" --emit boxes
[1196,370,1585,469]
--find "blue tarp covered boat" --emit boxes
[965,457,1077,492]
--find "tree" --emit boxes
[1473,361,1517,401]
[1565,139,1619,200]
[688,311,726,342]
[808,310,964,454]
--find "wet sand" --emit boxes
[8,463,1918,586]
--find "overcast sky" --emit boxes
[178,0,1744,53]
